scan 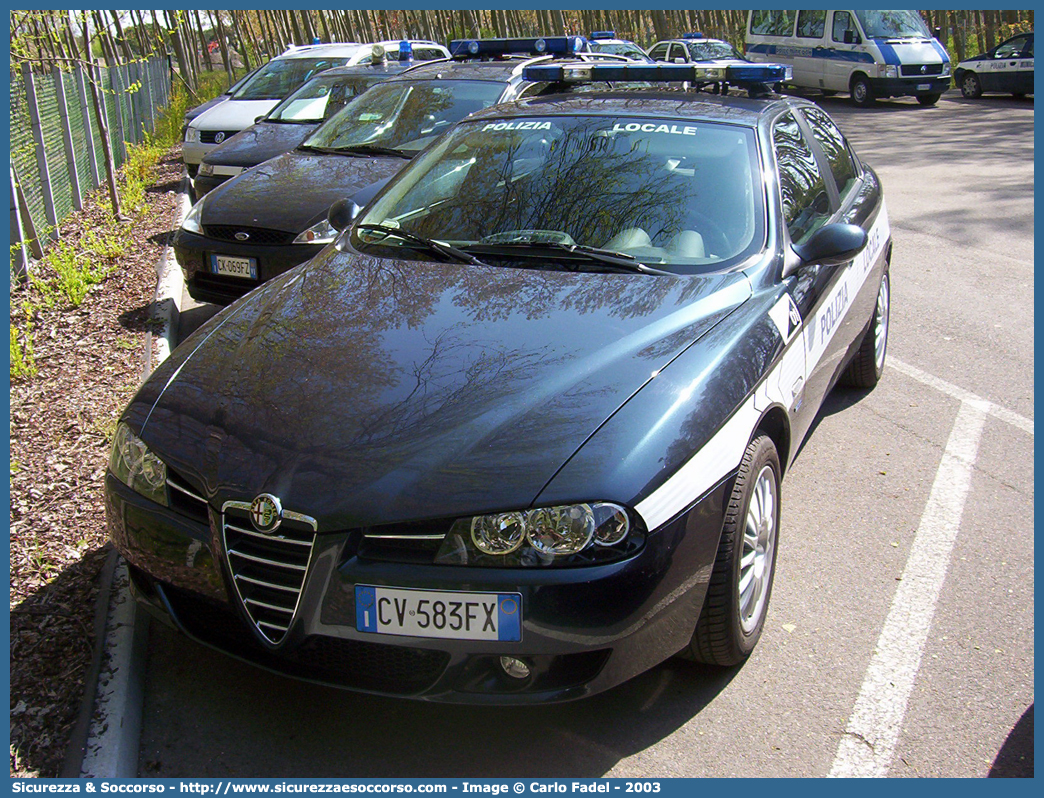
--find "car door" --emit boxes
[983,34,1030,92]
[793,10,828,88]
[1015,34,1034,94]
[771,109,849,441]
[824,11,861,91]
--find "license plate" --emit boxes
[210,253,257,279]
[917,83,931,91]
[355,585,522,641]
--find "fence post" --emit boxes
[107,63,129,164]
[75,65,101,189]
[52,65,83,211]
[126,62,141,144]
[10,166,30,285]
[21,62,59,239]
[141,59,156,135]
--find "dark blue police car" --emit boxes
[107,61,891,703]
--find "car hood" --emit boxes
[192,99,280,132]
[200,151,406,232]
[138,251,751,530]
[202,121,320,168]
[186,94,228,123]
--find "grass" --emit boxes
[9,70,237,382]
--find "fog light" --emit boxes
[500,656,531,679]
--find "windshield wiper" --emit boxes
[354,224,489,267]
[297,144,343,155]
[336,144,412,159]
[462,241,675,276]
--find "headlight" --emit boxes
[942,62,951,77]
[185,126,201,143]
[109,423,168,506]
[293,218,338,244]
[434,502,643,567]
[181,198,204,235]
[880,64,898,79]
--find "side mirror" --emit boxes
[791,223,867,267]
[843,30,860,45]
[673,56,686,64]
[255,115,266,124]
[327,198,360,232]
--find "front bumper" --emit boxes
[870,76,951,98]
[182,139,215,167]
[106,472,731,704]
[174,229,323,305]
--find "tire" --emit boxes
[682,434,781,666]
[960,72,983,98]
[917,93,942,106]
[850,75,876,107]
[842,270,890,388]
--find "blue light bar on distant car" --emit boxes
[449,36,587,58]
[398,40,413,62]
[682,32,705,39]
[590,31,616,40]
[522,61,792,84]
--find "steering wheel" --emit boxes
[686,212,731,256]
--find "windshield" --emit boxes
[232,57,352,101]
[591,42,655,62]
[687,41,745,61]
[353,115,764,272]
[303,80,506,155]
[267,74,385,123]
[855,10,931,39]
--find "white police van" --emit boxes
[745,10,951,106]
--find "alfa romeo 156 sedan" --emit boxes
[107,62,891,703]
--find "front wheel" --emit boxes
[681,434,781,666]
[961,72,983,98]
[850,75,876,107]
[917,93,942,106]
[842,270,890,388]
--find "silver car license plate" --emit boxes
[210,254,257,279]
[355,585,522,641]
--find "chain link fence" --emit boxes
[10,57,172,277]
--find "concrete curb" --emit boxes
[63,169,193,779]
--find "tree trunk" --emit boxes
[80,13,121,220]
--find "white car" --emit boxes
[183,41,449,174]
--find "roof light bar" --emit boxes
[590,31,616,40]
[398,40,413,62]
[522,62,791,85]
[449,36,587,58]
[682,32,705,40]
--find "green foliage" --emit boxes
[38,239,114,307]
[10,317,37,381]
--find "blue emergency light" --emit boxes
[398,39,413,62]
[521,61,792,89]
[590,31,616,40]
[449,36,587,58]
[682,32,705,40]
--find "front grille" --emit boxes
[900,63,944,76]
[166,469,209,525]
[222,502,317,644]
[200,130,238,144]
[162,584,450,694]
[204,225,296,245]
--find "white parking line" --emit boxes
[829,399,988,777]
[891,357,1033,436]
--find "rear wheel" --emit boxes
[681,434,781,666]
[842,271,890,388]
[961,72,983,98]
[850,75,876,107]
[917,93,942,106]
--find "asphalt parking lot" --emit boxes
[140,89,1033,778]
